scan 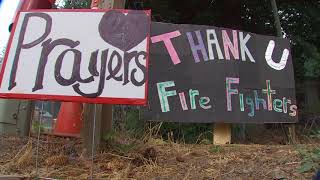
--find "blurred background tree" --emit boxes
[57,0,91,9]
[0,48,5,65]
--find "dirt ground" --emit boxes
[0,135,319,179]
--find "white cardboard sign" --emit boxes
[0,10,150,105]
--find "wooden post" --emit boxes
[212,0,241,145]
[20,101,33,136]
[81,104,102,155]
[81,0,126,155]
[213,123,231,145]
[97,0,126,135]
[270,0,297,144]
[101,105,113,134]
[100,0,126,135]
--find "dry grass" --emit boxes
[0,135,318,179]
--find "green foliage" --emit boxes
[58,0,92,9]
[141,0,242,28]
[278,1,320,80]
[240,0,320,80]
[209,145,224,153]
[32,121,45,133]
[199,138,211,145]
[102,130,116,142]
[159,122,212,144]
[310,129,320,139]
[241,0,275,35]
[124,109,145,138]
[298,161,316,174]
[115,107,212,143]
[232,124,247,141]
[102,130,137,154]
[303,45,320,78]
[296,146,320,173]
[114,143,137,154]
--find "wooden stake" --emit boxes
[82,0,126,156]
[99,0,126,135]
[288,124,297,144]
[213,123,231,145]
[81,104,102,156]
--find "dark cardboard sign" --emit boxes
[144,22,298,123]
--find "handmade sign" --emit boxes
[144,22,297,123]
[0,10,151,105]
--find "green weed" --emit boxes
[209,145,224,153]
[296,146,320,173]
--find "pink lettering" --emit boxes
[151,31,181,65]
[222,30,239,60]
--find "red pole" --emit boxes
[91,0,101,9]
[9,0,55,32]
[21,0,54,10]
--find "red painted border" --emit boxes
[19,8,150,13]
[0,93,145,105]
[145,10,151,107]
[0,9,151,105]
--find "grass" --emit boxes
[209,145,224,153]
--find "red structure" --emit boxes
[21,0,54,10]
[91,0,101,8]
[9,0,55,32]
